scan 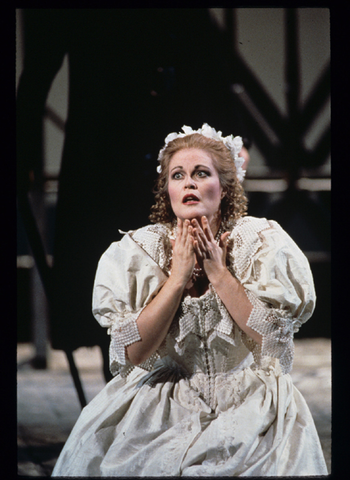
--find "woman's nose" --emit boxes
[185,178,197,189]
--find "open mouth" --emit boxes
[182,194,200,204]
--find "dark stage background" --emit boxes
[17,8,330,369]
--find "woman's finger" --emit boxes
[193,239,203,258]
[181,218,187,241]
[201,216,215,242]
[183,219,192,247]
[187,225,195,247]
[194,227,207,254]
[178,218,189,246]
[191,219,207,244]
[176,217,183,242]
[219,231,230,248]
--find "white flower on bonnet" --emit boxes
[157,123,246,183]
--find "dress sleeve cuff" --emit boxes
[242,288,296,374]
[108,307,145,368]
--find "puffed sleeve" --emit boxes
[229,216,316,374]
[92,232,168,376]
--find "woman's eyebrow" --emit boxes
[193,164,211,170]
[170,165,183,172]
[170,164,211,173]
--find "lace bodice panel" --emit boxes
[164,289,252,377]
[137,289,254,412]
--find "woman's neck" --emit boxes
[211,217,223,239]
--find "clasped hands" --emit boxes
[170,217,230,287]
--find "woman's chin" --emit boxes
[177,214,204,223]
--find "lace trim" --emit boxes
[108,308,144,365]
[170,288,235,348]
[228,217,306,374]
[131,224,238,354]
[108,306,160,377]
[111,352,160,378]
[241,288,297,374]
[230,216,272,282]
[106,224,173,377]
[130,223,173,274]
[116,219,307,377]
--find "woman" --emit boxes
[52,124,327,476]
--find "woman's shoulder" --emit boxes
[129,222,171,245]
[129,223,172,272]
[230,215,299,248]
[229,215,274,241]
[228,216,285,275]
[228,215,308,279]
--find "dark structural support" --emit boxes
[17,193,88,409]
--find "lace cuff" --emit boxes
[108,308,144,363]
[242,288,300,374]
[107,307,161,377]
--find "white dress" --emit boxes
[52,216,328,476]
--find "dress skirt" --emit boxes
[52,363,328,476]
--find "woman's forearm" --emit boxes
[126,218,196,365]
[126,275,186,365]
[209,268,262,345]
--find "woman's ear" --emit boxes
[220,190,226,200]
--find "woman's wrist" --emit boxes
[207,266,231,289]
[166,271,188,293]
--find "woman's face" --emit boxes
[168,148,223,231]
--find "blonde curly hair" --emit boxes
[149,133,248,229]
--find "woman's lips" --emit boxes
[182,194,200,204]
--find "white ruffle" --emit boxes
[173,287,236,348]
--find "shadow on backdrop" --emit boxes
[17,9,251,393]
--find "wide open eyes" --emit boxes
[171,169,210,180]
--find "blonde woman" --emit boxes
[52,124,327,476]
